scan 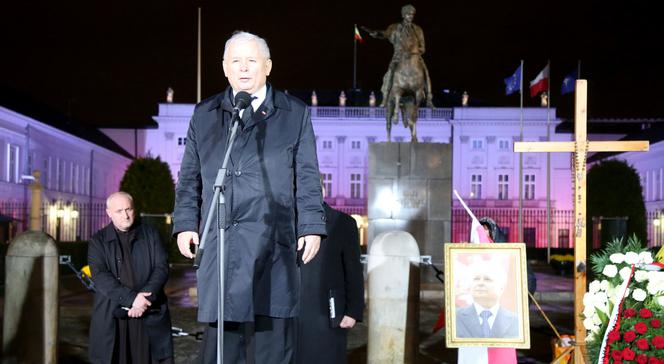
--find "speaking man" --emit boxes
[173,31,326,363]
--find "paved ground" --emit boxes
[1,261,576,363]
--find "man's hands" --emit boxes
[177,231,199,259]
[297,235,321,264]
[128,292,152,318]
[339,315,357,329]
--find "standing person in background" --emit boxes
[88,191,173,364]
[479,217,537,293]
[297,182,365,364]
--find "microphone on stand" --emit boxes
[234,91,254,112]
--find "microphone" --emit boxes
[233,91,254,112]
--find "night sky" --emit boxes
[2,1,662,127]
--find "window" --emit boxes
[57,159,64,191]
[654,169,661,201]
[524,174,535,200]
[470,174,482,199]
[558,229,570,248]
[523,227,536,247]
[321,173,333,197]
[322,140,333,149]
[498,174,509,200]
[498,139,510,151]
[471,139,484,150]
[177,137,187,146]
[6,144,20,183]
[69,161,75,193]
[351,140,361,150]
[350,173,362,199]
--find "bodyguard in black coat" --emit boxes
[88,192,173,364]
[297,203,365,364]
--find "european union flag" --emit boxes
[504,64,522,96]
[561,70,578,95]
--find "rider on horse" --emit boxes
[363,4,434,108]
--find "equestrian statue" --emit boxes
[362,4,434,142]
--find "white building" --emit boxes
[100,100,664,247]
[0,104,132,242]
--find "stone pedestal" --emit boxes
[367,231,420,363]
[368,142,452,282]
[2,231,59,364]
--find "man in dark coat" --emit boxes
[173,31,326,363]
[88,192,173,364]
[297,195,365,364]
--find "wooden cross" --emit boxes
[514,80,649,362]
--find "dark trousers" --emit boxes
[199,316,294,364]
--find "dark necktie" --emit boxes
[240,105,254,126]
[480,310,492,337]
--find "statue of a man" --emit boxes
[363,4,433,108]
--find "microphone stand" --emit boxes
[193,107,243,364]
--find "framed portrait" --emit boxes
[444,243,530,348]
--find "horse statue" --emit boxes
[362,4,433,143]
[385,53,427,142]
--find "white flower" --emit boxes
[619,266,633,281]
[583,292,594,308]
[658,295,664,307]
[583,317,596,330]
[634,270,648,283]
[624,251,640,265]
[586,334,595,343]
[600,280,611,291]
[632,288,647,302]
[603,264,618,277]
[589,280,601,293]
[609,253,625,264]
[592,292,609,313]
[583,304,596,317]
[638,251,654,264]
[647,280,664,295]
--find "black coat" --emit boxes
[87,222,173,364]
[173,85,326,322]
[297,203,365,364]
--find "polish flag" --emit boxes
[529,64,549,98]
[453,190,517,364]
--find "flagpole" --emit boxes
[197,6,202,103]
[518,59,524,243]
[353,24,358,90]
[546,59,551,263]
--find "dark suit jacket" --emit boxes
[297,203,365,364]
[172,85,326,322]
[455,304,519,339]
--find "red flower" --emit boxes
[648,357,658,364]
[623,347,635,361]
[608,329,621,343]
[652,335,664,349]
[637,338,650,350]
[624,308,637,318]
[635,322,648,334]
[614,361,622,364]
[612,349,623,360]
[651,319,661,328]
[639,308,653,318]
[637,354,648,364]
[624,330,637,342]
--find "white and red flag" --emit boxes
[529,64,549,98]
[453,190,516,364]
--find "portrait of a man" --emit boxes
[444,243,530,348]
[455,259,519,338]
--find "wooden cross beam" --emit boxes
[514,80,649,363]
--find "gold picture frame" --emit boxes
[444,243,530,348]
